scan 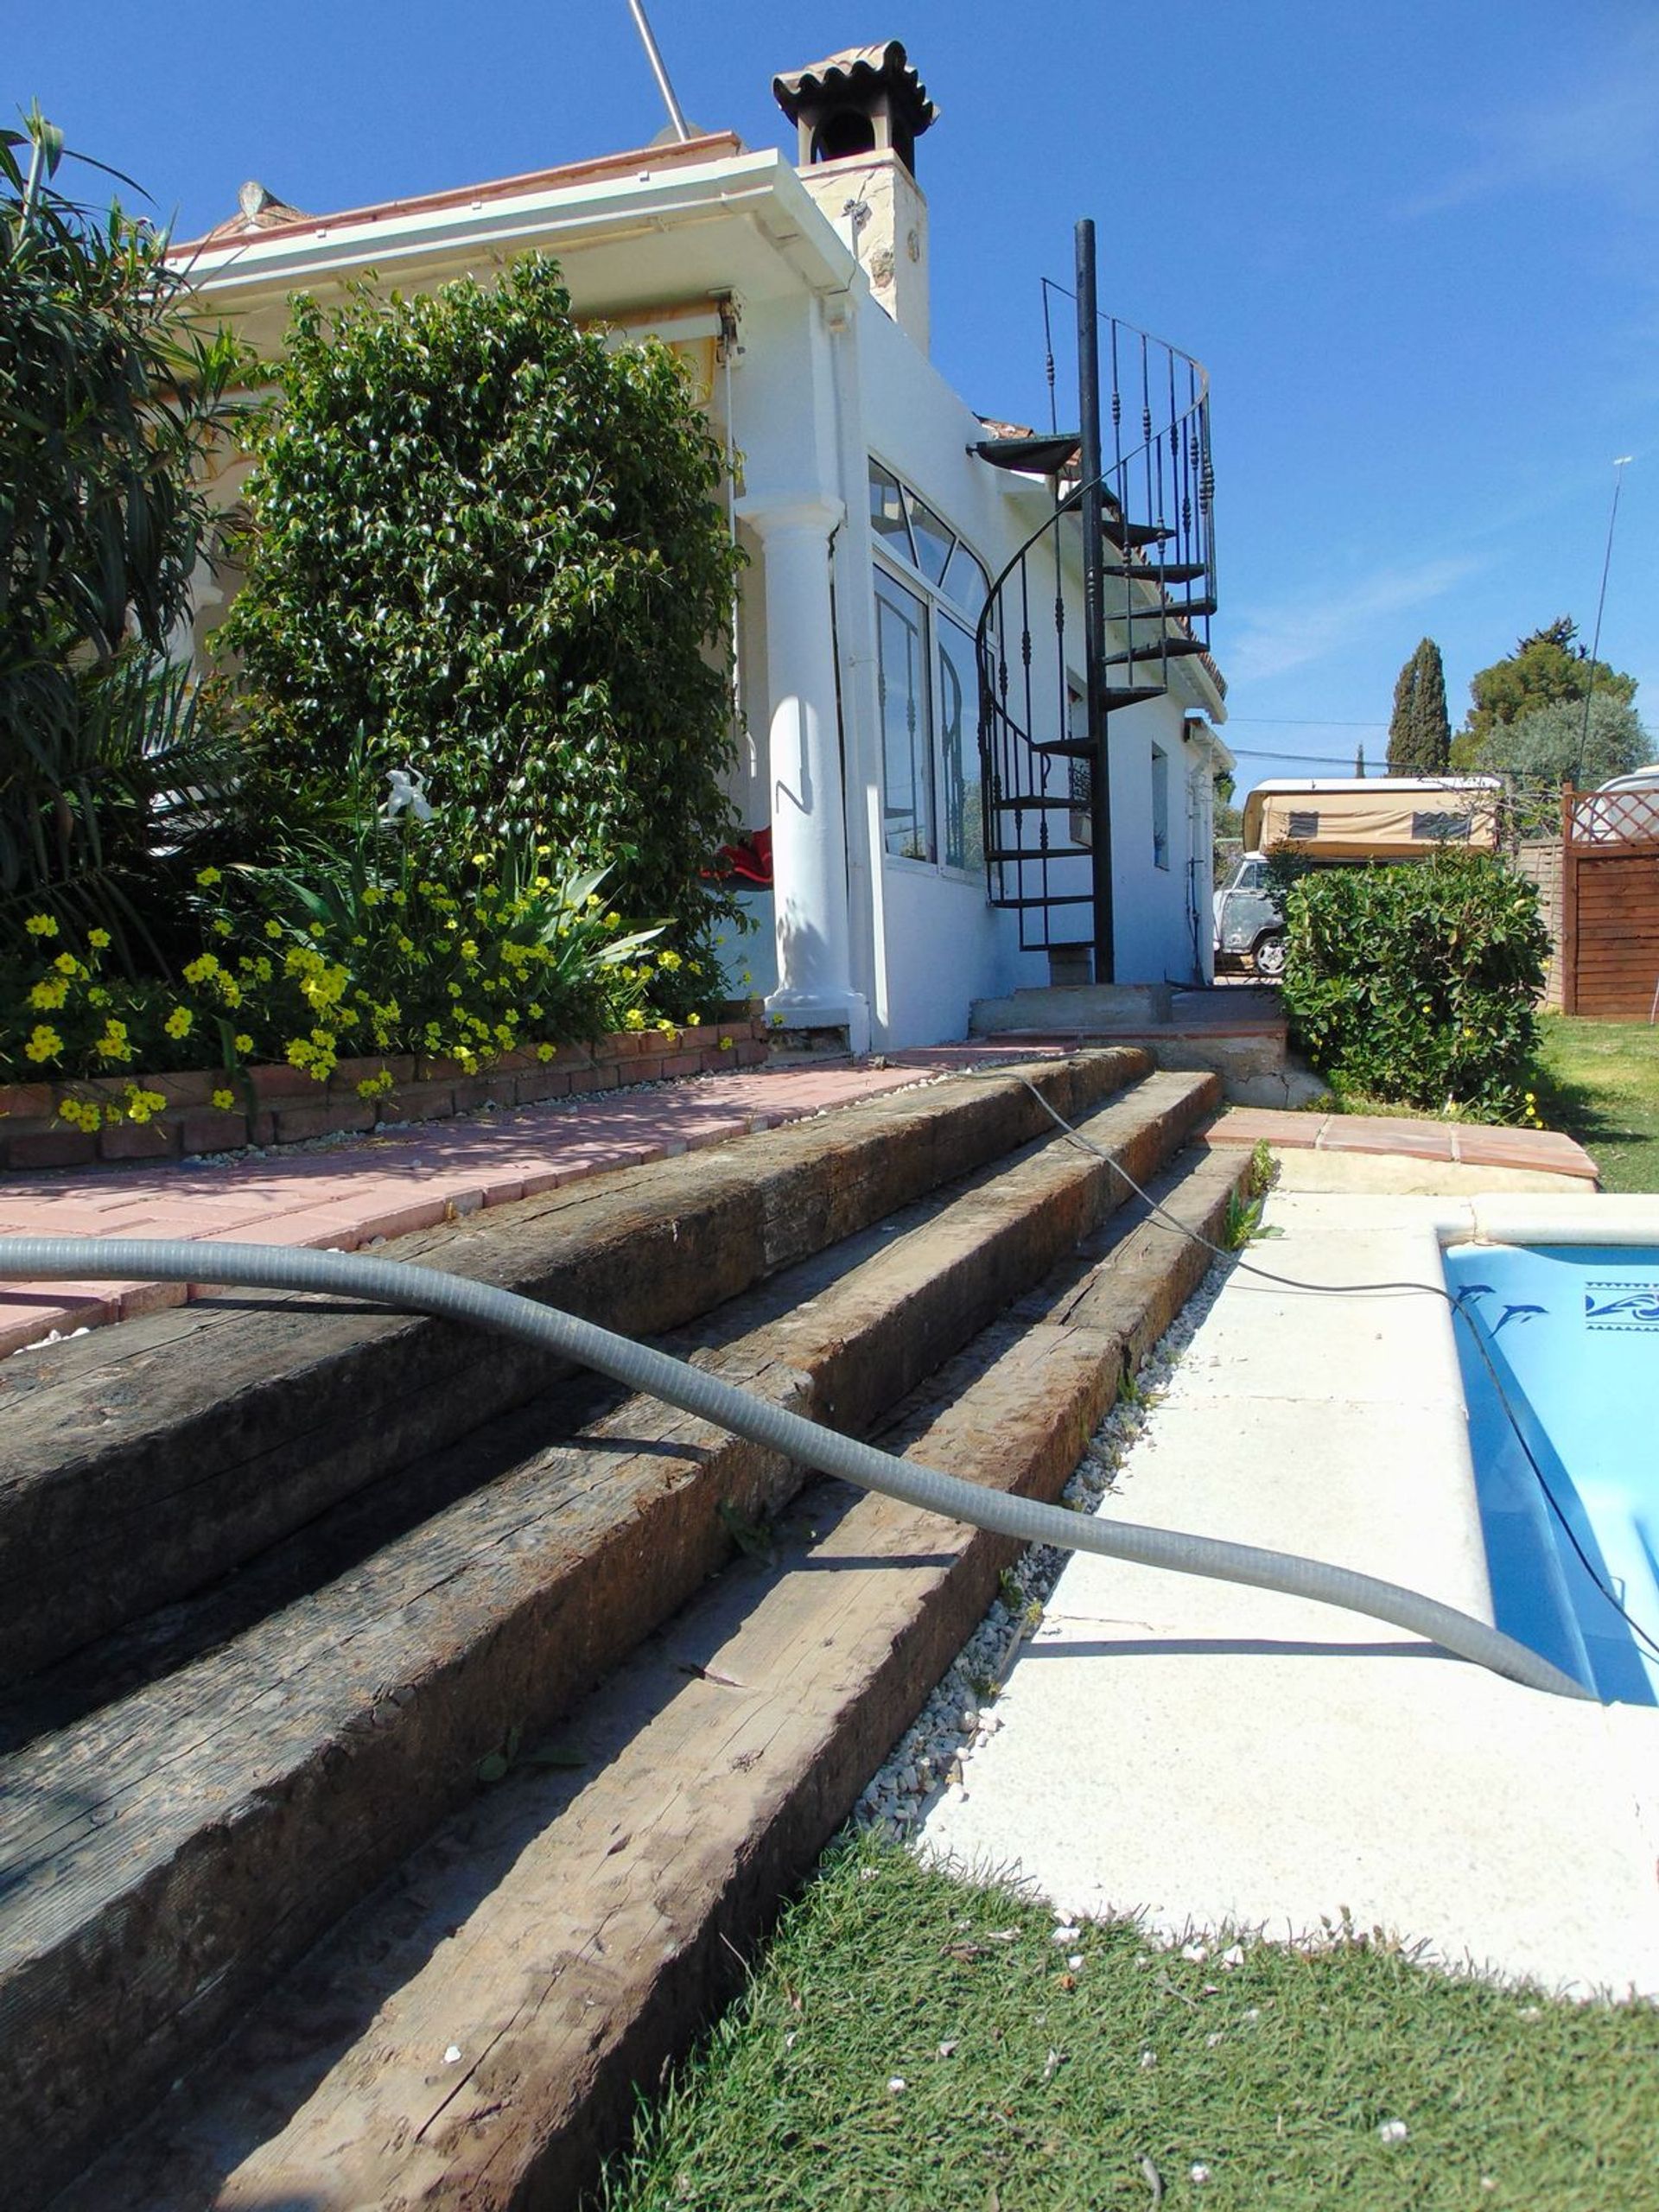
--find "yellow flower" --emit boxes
[623,1009,647,1032]
[23,912,57,938]
[719,1036,734,1051]
[195,866,222,887]
[211,1088,235,1111]
[213,918,233,937]
[233,1033,253,1054]
[88,986,111,1007]
[536,1042,556,1063]
[163,1007,194,1039]
[54,951,80,976]
[658,949,682,972]
[28,979,67,1011]
[87,927,111,950]
[182,954,220,987]
[265,919,284,940]
[24,1024,63,1062]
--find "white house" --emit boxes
[179,40,1232,1053]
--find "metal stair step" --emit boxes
[1100,637,1212,669]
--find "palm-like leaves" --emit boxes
[1,109,249,969]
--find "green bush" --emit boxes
[221,257,743,966]
[1279,853,1548,1122]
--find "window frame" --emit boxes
[868,459,989,884]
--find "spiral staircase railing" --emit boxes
[973,288,1216,967]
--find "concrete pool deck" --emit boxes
[922,1183,1659,1999]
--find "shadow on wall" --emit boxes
[711,887,776,1000]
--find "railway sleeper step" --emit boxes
[52,1141,1252,2212]
[0,1049,1147,1682]
[1,1066,1221,2207]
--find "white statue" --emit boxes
[380,766,434,825]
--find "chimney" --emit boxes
[772,41,938,353]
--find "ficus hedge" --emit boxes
[1277,851,1548,1122]
[223,257,743,957]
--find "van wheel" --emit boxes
[1253,933,1287,980]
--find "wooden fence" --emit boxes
[1560,785,1659,1019]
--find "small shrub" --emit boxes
[1279,853,1548,1123]
[0,826,709,1086]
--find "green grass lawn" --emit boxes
[599,1840,1659,2211]
[1533,1014,1659,1192]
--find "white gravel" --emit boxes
[850,1255,1234,1841]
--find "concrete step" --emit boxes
[51,1141,1251,2212]
[0,1049,1148,1683]
[1,1065,1220,2207]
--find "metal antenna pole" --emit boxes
[1573,455,1633,787]
[624,0,692,143]
[1077,218,1114,983]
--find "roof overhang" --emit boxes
[175,141,858,357]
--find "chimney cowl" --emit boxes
[772,40,937,176]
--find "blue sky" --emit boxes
[11,1,1656,796]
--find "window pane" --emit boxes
[937,613,983,872]
[940,543,991,620]
[906,493,956,587]
[869,463,912,561]
[875,569,935,861]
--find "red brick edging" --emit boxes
[0,1020,769,1173]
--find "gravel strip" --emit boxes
[850,1256,1235,1841]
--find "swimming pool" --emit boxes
[1444,1241,1659,1706]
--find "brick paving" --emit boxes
[0,1048,1060,1361]
[1209,1106,1598,1181]
[0,1057,1599,1363]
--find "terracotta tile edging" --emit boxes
[0,1019,768,1176]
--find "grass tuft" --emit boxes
[598,1838,1659,2211]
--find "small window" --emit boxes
[1151,743,1170,870]
[869,464,912,560]
[940,542,992,620]
[906,494,956,587]
[1412,810,1471,842]
[1287,810,1319,840]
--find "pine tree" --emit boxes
[1387,639,1452,772]
[1354,743,1366,778]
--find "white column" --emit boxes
[738,493,870,1049]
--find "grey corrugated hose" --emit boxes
[0,1236,1593,1701]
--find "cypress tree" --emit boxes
[1354,743,1366,778]
[1388,639,1452,772]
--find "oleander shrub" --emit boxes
[1278,851,1548,1122]
[221,257,744,976]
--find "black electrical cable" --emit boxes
[979,1064,1659,1671]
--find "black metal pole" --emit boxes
[1077,218,1114,983]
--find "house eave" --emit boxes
[175,145,859,337]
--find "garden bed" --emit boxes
[0,1019,768,1173]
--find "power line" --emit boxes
[1224,716,1389,728]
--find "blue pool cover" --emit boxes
[1444,1243,1659,1705]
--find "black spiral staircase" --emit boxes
[973,221,1217,981]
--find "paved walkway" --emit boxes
[0,1049,1058,1361]
[0,1052,1599,1363]
[1209,1105,1598,1181]
[923,1186,1659,1997]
